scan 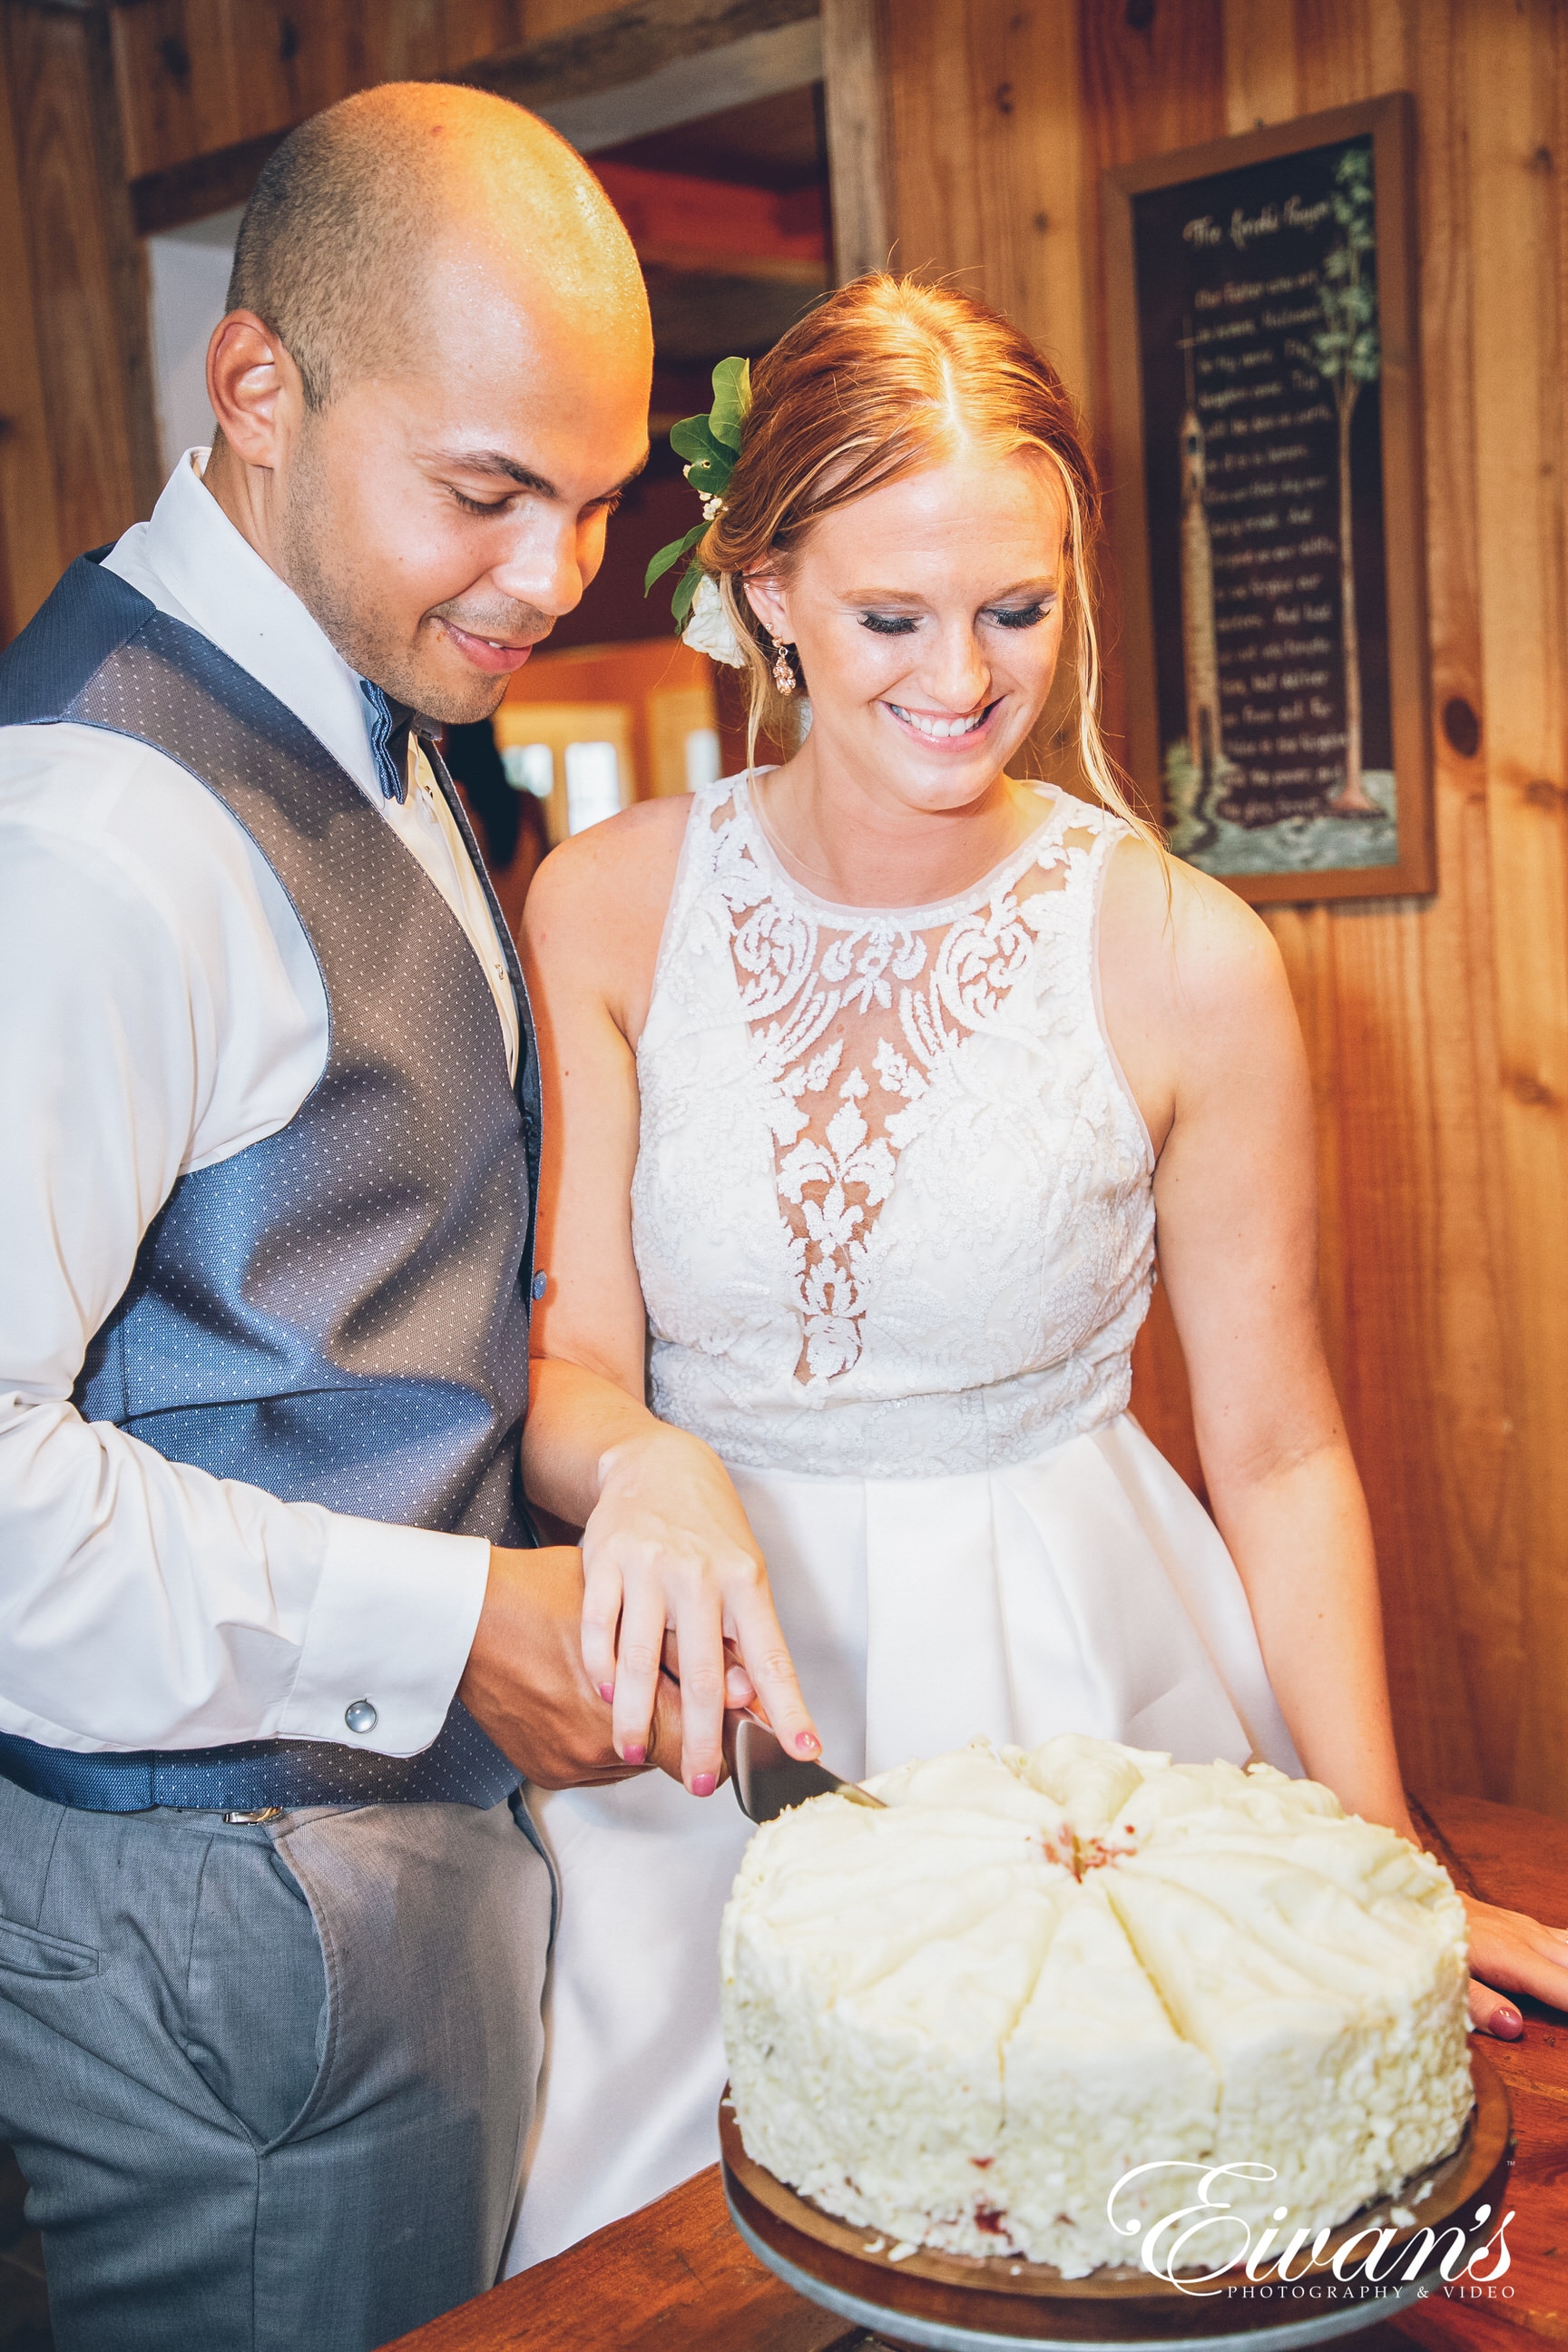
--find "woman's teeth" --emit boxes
[889,703,989,740]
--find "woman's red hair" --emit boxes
[700,274,1152,838]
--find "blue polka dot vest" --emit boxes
[0,553,539,1810]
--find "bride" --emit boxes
[506,276,1567,2268]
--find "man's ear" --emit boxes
[741,569,791,644]
[206,310,304,472]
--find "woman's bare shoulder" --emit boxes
[522,793,695,1033]
[1101,831,1288,1022]
[524,793,692,922]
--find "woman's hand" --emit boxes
[1464,1893,1568,2036]
[580,1423,820,1796]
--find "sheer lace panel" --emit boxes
[707,789,1102,1385]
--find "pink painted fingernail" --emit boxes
[795,1731,820,1756]
[1497,2006,1523,2036]
[691,1772,717,1798]
[622,1744,646,1767]
[598,1683,614,1703]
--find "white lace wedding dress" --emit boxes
[506,773,1300,2270]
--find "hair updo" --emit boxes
[700,274,1148,838]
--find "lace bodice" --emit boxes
[631,776,1156,1477]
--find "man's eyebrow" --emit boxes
[427,443,652,503]
[431,447,559,495]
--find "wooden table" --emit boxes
[387,1795,1568,2352]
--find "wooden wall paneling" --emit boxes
[1193,0,1556,1806]
[0,20,64,636]
[6,3,162,564]
[1331,0,1524,1811]
[1397,3,1521,1804]
[442,2,529,75]
[1203,0,1534,1802]
[358,0,448,84]
[1220,0,1297,127]
[819,0,892,282]
[878,5,965,282]
[884,1,1093,396]
[110,0,424,185]
[1462,0,1568,1817]
[110,0,236,182]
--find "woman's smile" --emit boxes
[881,696,1003,746]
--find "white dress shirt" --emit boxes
[0,453,520,1757]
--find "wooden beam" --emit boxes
[467,0,818,113]
[5,1,162,566]
[132,127,289,240]
[819,0,891,280]
[531,15,823,152]
[1462,0,1568,1817]
[593,156,827,275]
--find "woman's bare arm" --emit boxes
[520,800,819,1794]
[1102,840,1568,2034]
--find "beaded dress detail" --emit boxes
[632,774,1156,1475]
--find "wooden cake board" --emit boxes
[720,2049,1514,2352]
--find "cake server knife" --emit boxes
[726,1714,887,1824]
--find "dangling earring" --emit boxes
[771,640,797,696]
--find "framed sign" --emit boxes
[1102,94,1432,902]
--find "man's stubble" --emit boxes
[277,416,552,725]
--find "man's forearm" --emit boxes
[0,1396,487,1756]
[1207,1439,1414,1838]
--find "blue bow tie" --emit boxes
[358,679,416,804]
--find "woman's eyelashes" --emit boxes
[857,601,1053,636]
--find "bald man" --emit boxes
[0,83,672,2351]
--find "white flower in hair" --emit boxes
[681,573,748,669]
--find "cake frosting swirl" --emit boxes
[720,1735,1472,2275]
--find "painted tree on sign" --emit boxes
[1312,144,1382,816]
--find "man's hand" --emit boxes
[458,1544,683,1790]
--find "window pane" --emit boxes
[564,740,622,834]
[501,742,554,799]
[683,727,721,792]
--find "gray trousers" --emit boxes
[0,1779,552,2352]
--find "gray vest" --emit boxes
[0,552,539,1808]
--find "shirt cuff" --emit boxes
[276,1514,491,1756]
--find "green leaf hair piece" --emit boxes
[644,354,754,635]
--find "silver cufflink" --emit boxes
[344,1699,378,1735]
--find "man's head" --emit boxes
[203,83,652,720]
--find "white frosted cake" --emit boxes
[720,1736,1472,2275]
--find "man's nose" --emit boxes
[487,515,588,621]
